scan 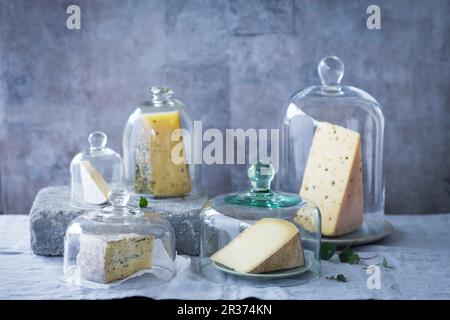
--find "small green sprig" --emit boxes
[320,243,337,260]
[363,257,394,269]
[320,243,380,265]
[326,274,347,282]
[338,246,360,265]
[320,243,393,283]
[139,196,148,208]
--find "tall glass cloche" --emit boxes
[70,131,123,208]
[279,56,385,239]
[122,86,202,202]
[63,189,176,288]
[200,161,321,287]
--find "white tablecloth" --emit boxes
[1,214,449,300]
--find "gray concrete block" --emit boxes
[30,186,85,256]
[29,186,207,256]
[141,195,209,256]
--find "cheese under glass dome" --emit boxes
[199,162,321,287]
[70,131,123,209]
[279,56,385,238]
[63,189,176,288]
[122,87,202,203]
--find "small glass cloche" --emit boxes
[199,161,321,287]
[122,86,202,202]
[70,131,123,208]
[279,56,385,238]
[63,189,176,287]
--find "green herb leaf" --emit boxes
[338,247,353,262]
[381,257,394,269]
[348,253,360,265]
[320,243,337,260]
[336,274,347,282]
[139,196,148,208]
[326,274,347,282]
[339,247,360,264]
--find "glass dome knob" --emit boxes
[318,56,344,87]
[248,161,275,191]
[108,189,130,208]
[151,86,173,104]
[88,131,107,150]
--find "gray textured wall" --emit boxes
[0,0,449,215]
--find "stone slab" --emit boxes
[141,195,208,256]
[29,186,207,256]
[29,186,85,256]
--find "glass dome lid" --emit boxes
[63,189,176,288]
[199,162,321,287]
[279,55,385,238]
[122,86,202,203]
[70,131,123,209]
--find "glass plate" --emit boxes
[211,252,313,279]
[322,221,394,247]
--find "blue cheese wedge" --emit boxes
[78,233,154,283]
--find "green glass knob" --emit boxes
[248,161,275,192]
[225,161,300,208]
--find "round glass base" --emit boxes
[322,220,393,247]
[129,190,206,204]
[199,250,320,287]
[70,200,108,211]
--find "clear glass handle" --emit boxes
[151,86,174,106]
[318,56,344,90]
[98,189,130,216]
[88,131,107,150]
[108,189,130,208]
[248,161,275,192]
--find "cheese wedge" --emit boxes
[79,160,110,204]
[294,206,318,233]
[300,122,364,236]
[135,111,191,197]
[78,233,154,283]
[210,218,304,273]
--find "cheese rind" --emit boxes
[79,160,110,204]
[135,111,191,197]
[78,233,154,283]
[210,218,304,273]
[300,122,364,236]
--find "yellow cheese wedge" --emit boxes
[79,160,110,204]
[210,218,304,273]
[135,111,191,197]
[300,122,364,236]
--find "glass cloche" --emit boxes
[122,86,202,202]
[199,162,321,287]
[63,189,176,288]
[70,131,124,208]
[279,55,384,239]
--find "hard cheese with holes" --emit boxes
[210,218,304,273]
[300,122,364,236]
[135,111,191,197]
